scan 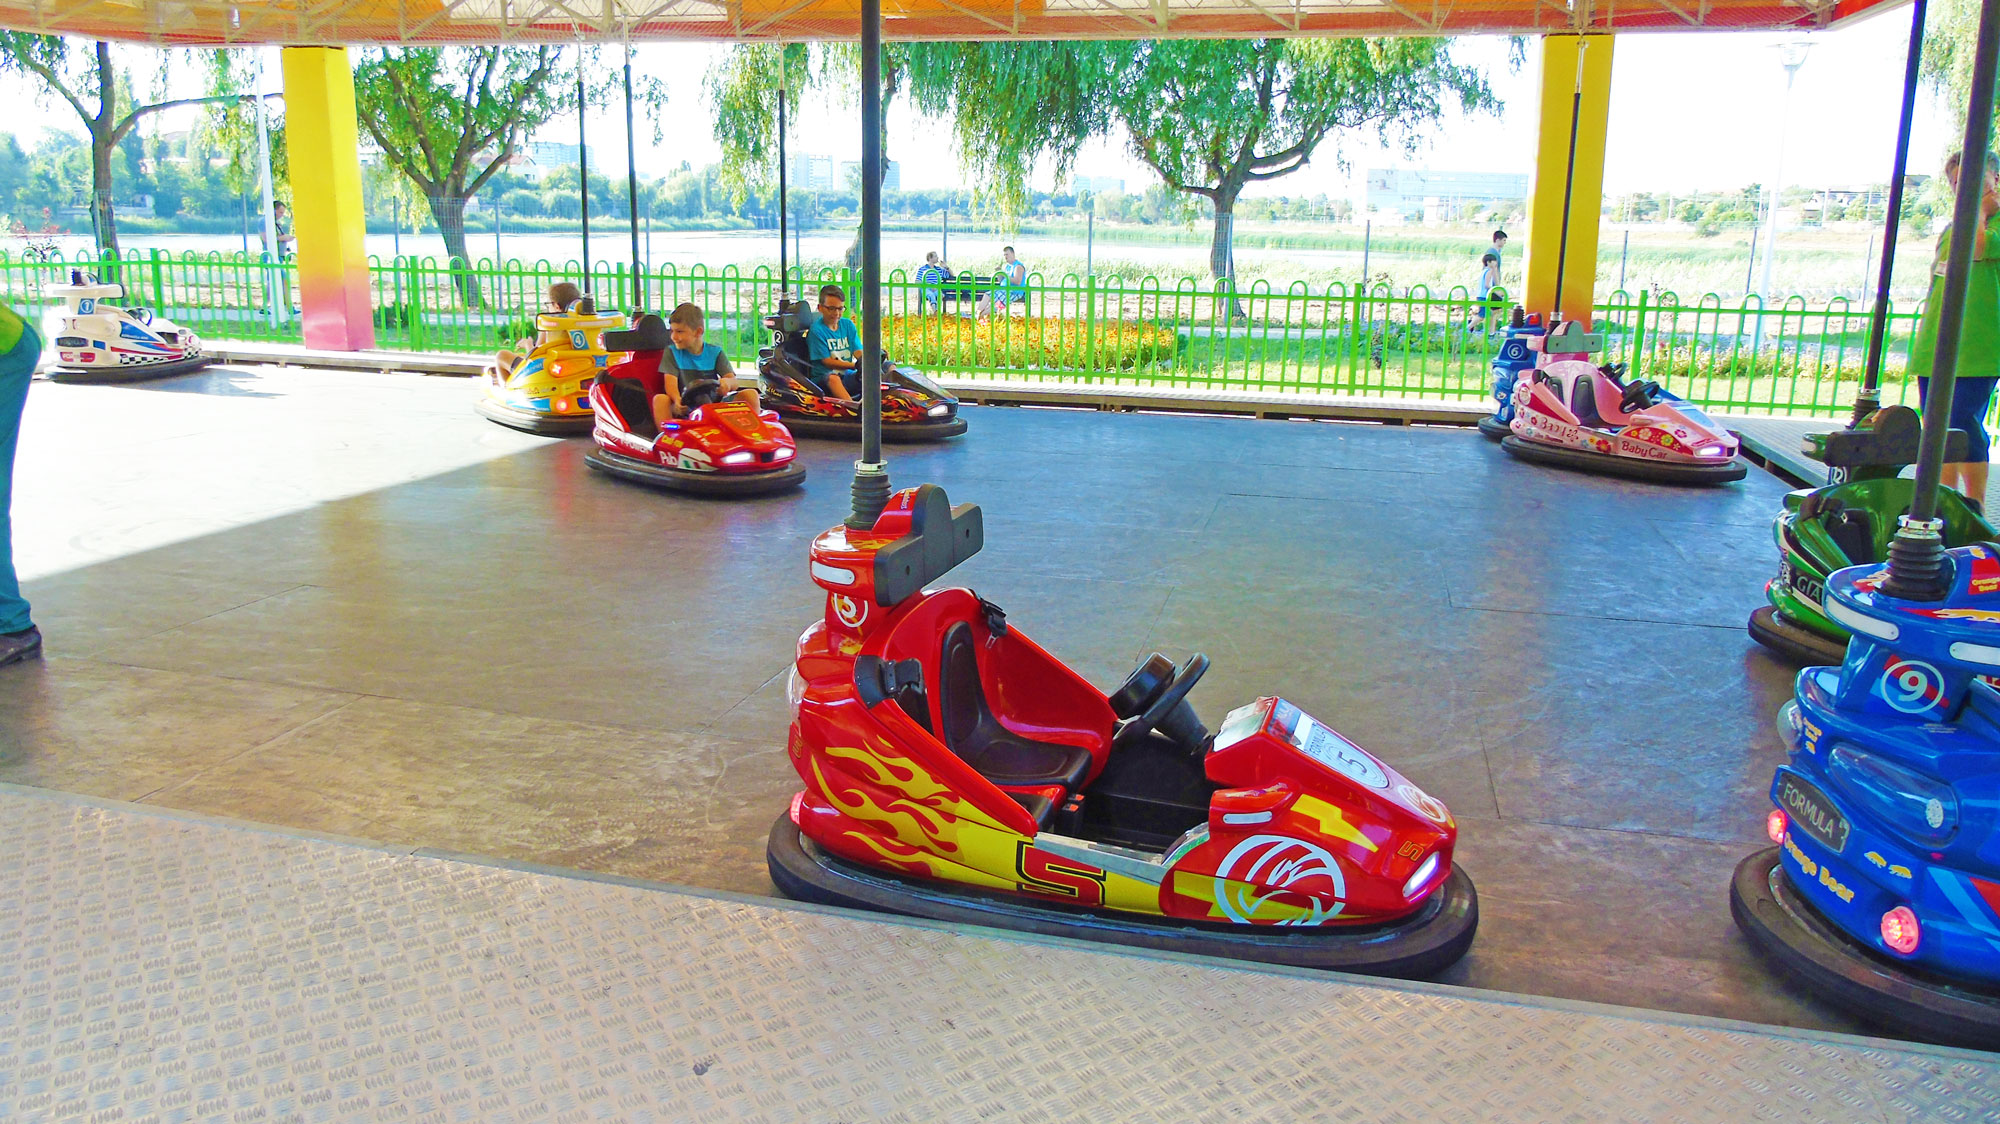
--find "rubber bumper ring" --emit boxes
[45,354,213,385]
[1747,606,1850,666]
[767,812,1478,980]
[773,413,969,443]
[1500,434,1748,485]
[475,397,598,436]
[1731,846,2000,1050]
[584,447,807,497]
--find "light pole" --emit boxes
[1754,39,1814,351]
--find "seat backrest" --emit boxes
[1826,507,1876,565]
[603,377,658,439]
[938,621,984,755]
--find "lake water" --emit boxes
[45,227,1375,283]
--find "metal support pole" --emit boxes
[778,85,789,302]
[1086,211,1094,277]
[577,57,591,296]
[624,45,643,312]
[1618,229,1629,293]
[1884,0,2000,601]
[847,0,889,529]
[1856,0,1929,425]
[1754,43,1813,353]
[494,197,502,268]
[1551,41,1587,322]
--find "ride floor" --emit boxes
[4,784,1990,1123]
[0,366,1943,1053]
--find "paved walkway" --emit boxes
[0,362,1894,1043]
[5,786,1993,1123]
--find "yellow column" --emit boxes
[1521,35,1614,326]
[281,47,375,351]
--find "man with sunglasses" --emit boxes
[807,283,863,402]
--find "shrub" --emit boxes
[374,301,416,330]
[883,313,1178,372]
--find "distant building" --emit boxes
[835,158,901,191]
[1365,168,1529,221]
[787,152,838,190]
[1076,175,1124,196]
[790,153,900,191]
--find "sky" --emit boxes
[1,7,1964,206]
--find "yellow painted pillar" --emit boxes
[1521,35,1614,326]
[281,47,374,351]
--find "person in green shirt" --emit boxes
[1908,149,2000,508]
[0,301,40,665]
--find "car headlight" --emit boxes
[720,451,754,466]
[1826,742,1957,848]
[1776,700,1801,751]
[1401,852,1441,900]
[773,446,794,460]
[927,404,950,417]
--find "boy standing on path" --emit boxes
[0,301,41,666]
[807,283,863,401]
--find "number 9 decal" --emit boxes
[1879,657,1946,714]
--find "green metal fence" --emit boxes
[0,249,1927,419]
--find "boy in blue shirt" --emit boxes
[806,283,862,401]
[652,302,758,425]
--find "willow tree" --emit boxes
[1104,40,1493,282]
[0,36,246,265]
[709,42,992,265]
[353,46,577,306]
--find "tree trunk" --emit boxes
[427,192,483,307]
[90,131,120,279]
[1209,180,1246,321]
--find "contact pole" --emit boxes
[1883,0,1999,600]
[624,45,643,311]
[577,57,591,296]
[778,85,789,302]
[1551,40,1588,322]
[1856,0,1930,425]
[847,0,889,529]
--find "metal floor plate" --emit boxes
[0,787,1994,1124]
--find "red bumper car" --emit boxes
[767,483,1478,977]
[583,314,806,497]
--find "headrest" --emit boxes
[603,313,668,353]
[566,296,596,316]
[872,484,984,606]
[772,298,812,332]
[1821,404,1970,469]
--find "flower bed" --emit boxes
[884,313,1178,373]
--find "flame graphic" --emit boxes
[836,827,943,876]
[807,739,1009,855]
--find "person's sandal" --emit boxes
[0,626,42,668]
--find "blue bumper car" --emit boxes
[1476,310,1542,441]
[1732,543,2000,1047]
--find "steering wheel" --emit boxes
[1110,653,1209,755]
[1619,378,1659,414]
[681,379,722,410]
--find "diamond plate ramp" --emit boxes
[0,787,1992,1123]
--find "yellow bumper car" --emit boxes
[476,298,627,436]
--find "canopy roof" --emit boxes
[0,0,1908,47]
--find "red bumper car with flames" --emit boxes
[768,484,1478,976]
